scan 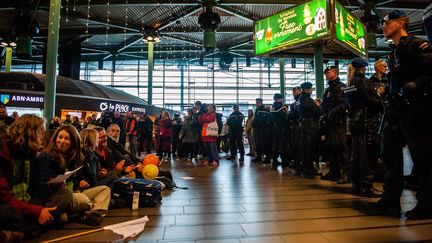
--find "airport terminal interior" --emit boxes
[1,0,432,242]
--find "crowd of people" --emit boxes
[0,9,431,242]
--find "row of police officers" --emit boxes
[250,10,432,220]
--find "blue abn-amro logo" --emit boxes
[0,94,10,105]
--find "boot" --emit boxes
[239,155,244,161]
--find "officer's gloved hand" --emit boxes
[400,82,417,97]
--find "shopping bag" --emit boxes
[202,121,219,137]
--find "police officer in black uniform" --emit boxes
[320,66,351,184]
[271,93,288,165]
[227,104,245,161]
[252,98,273,164]
[297,82,321,178]
[370,10,432,219]
[287,87,302,169]
[344,58,383,197]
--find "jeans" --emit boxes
[205,142,219,164]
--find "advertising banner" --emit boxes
[254,0,329,56]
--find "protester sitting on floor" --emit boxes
[27,125,78,229]
[106,124,138,176]
[94,126,120,187]
[70,128,110,226]
[0,115,66,242]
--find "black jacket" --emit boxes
[388,35,432,97]
[271,102,288,129]
[298,92,321,120]
[227,111,245,132]
[253,105,272,129]
[321,77,348,123]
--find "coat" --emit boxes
[180,116,198,144]
[198,112,217,143]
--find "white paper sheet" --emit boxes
[47,165,83,184]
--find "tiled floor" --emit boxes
[34,155,432,243]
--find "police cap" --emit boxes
[292,86,301,91]
[273,93,283,100]
[324,66,338,74]
[256,98,263,102]
[351,57,369,68]
[381,10,407,24]
[300,82,313,90]
[233,104,239,109]
[174,112,180,117]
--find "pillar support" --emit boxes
[147,42,154,105]
[314,43,325,98]
[279,58,286,103]
[43,0,61,128]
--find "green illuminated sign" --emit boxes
[334,1,367,57]
[254,0,329,56]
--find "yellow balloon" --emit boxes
[142,164,159,180]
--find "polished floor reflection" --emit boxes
[35,155,432,243]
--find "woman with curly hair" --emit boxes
[0,115,70,242]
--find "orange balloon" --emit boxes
[143,154,159,166]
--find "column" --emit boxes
[279,58,286,103]
[43,0,61,128]
[147,42,154,105]
[314,43,325,98]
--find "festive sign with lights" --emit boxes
[254,0,329,56]
[334,1,367,57]
[254,0,367,58]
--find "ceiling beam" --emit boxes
[157,5,202,31]
[36,26,254,37]
[215,5,256,23]
[102,35,144,60]
[162,35,202,46]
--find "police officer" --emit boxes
[370,10,432,219]
[320,66,351,184]
[227,104,245,161]
[344,58,383,197]
[297,82,321,178]
[287,87,302,169]
[252,98,273,163]
[271,93,288,165]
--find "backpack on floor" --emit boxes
[156,170,188,190]
[112,177,164,207]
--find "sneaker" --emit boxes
[0,230,24,243]
[81,211,104,226]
